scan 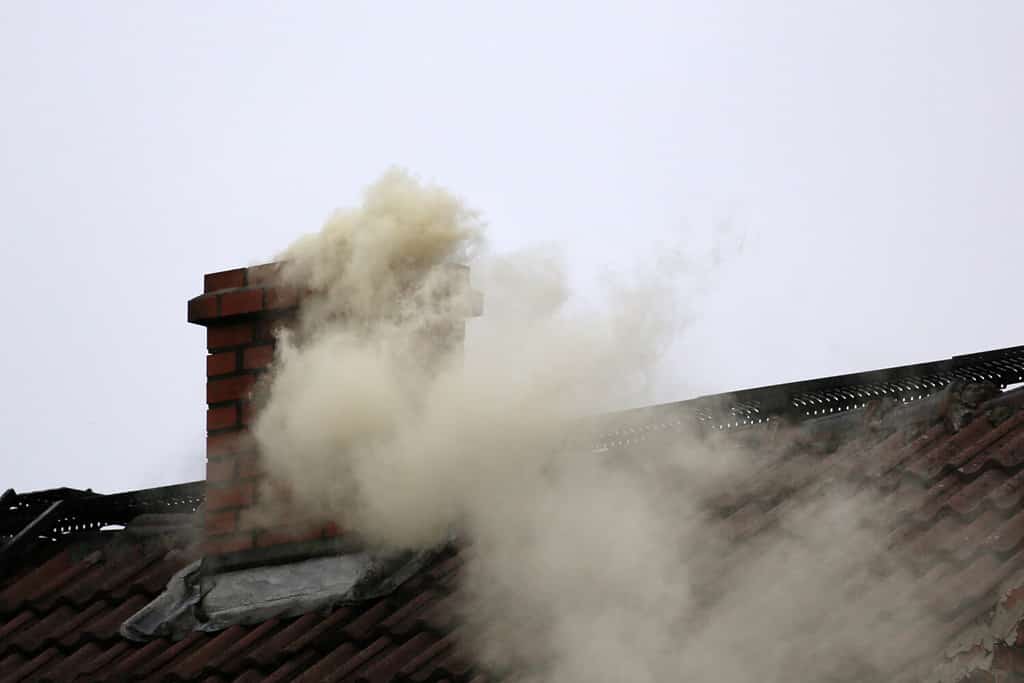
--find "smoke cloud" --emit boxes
[252,169,941,682]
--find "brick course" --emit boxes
[203,268,247,292]
[207,323,255,350]
[206,456,237,483]
[206,351,237,377]
[206,481,255,511]
[205,510,239,536]
[206,430,252,458]
[201,532,254,556]
[220,289,264,317]
[243,345,275,370]
[206,404,238,431]
[207,375,256,404]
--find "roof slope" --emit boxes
[0,532,477,682]
[2,384,1024,681]
[695,384,1024,681]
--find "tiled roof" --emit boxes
[2,383,1024,681]
[0,532,476,682]
[694,385,1024,681]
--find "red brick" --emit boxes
[206,430,253,457]
[207,323,255,350]
[247,263,282,286]
[243,345,275,370]
[239,401,254,426]
[187,294,218,322]
[237,450,263,478]
[204,268,247,293]
[207,375,255,403]
[266,286,300,311]
[206,456,237,483]
[202,533,253,556]
[219,289,263,316]
[206,482,255,511]
[206,351,237,376]
[255,524,325,548]
[207,404,238,431]
[205,510,238,536]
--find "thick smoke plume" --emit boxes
[252,170,941,682]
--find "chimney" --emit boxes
[187,262,476,566]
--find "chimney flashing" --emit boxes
[120,544,445,641]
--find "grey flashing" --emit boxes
[120,559,204,641]
[121,546,442,641]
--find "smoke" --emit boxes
[251,169,941,682]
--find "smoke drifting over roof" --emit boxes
[251,170,941,682]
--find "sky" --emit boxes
[0,1,1021,494]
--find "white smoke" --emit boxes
[251,169,941,682]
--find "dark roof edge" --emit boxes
[0,481,204,575]
[597,344,1024,439]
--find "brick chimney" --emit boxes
[188,262,475,566]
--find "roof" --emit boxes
[3,348,1024,682]
[698,384,1024,681]
[0,529,475,682]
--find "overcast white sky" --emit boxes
[1,2,1021,494]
